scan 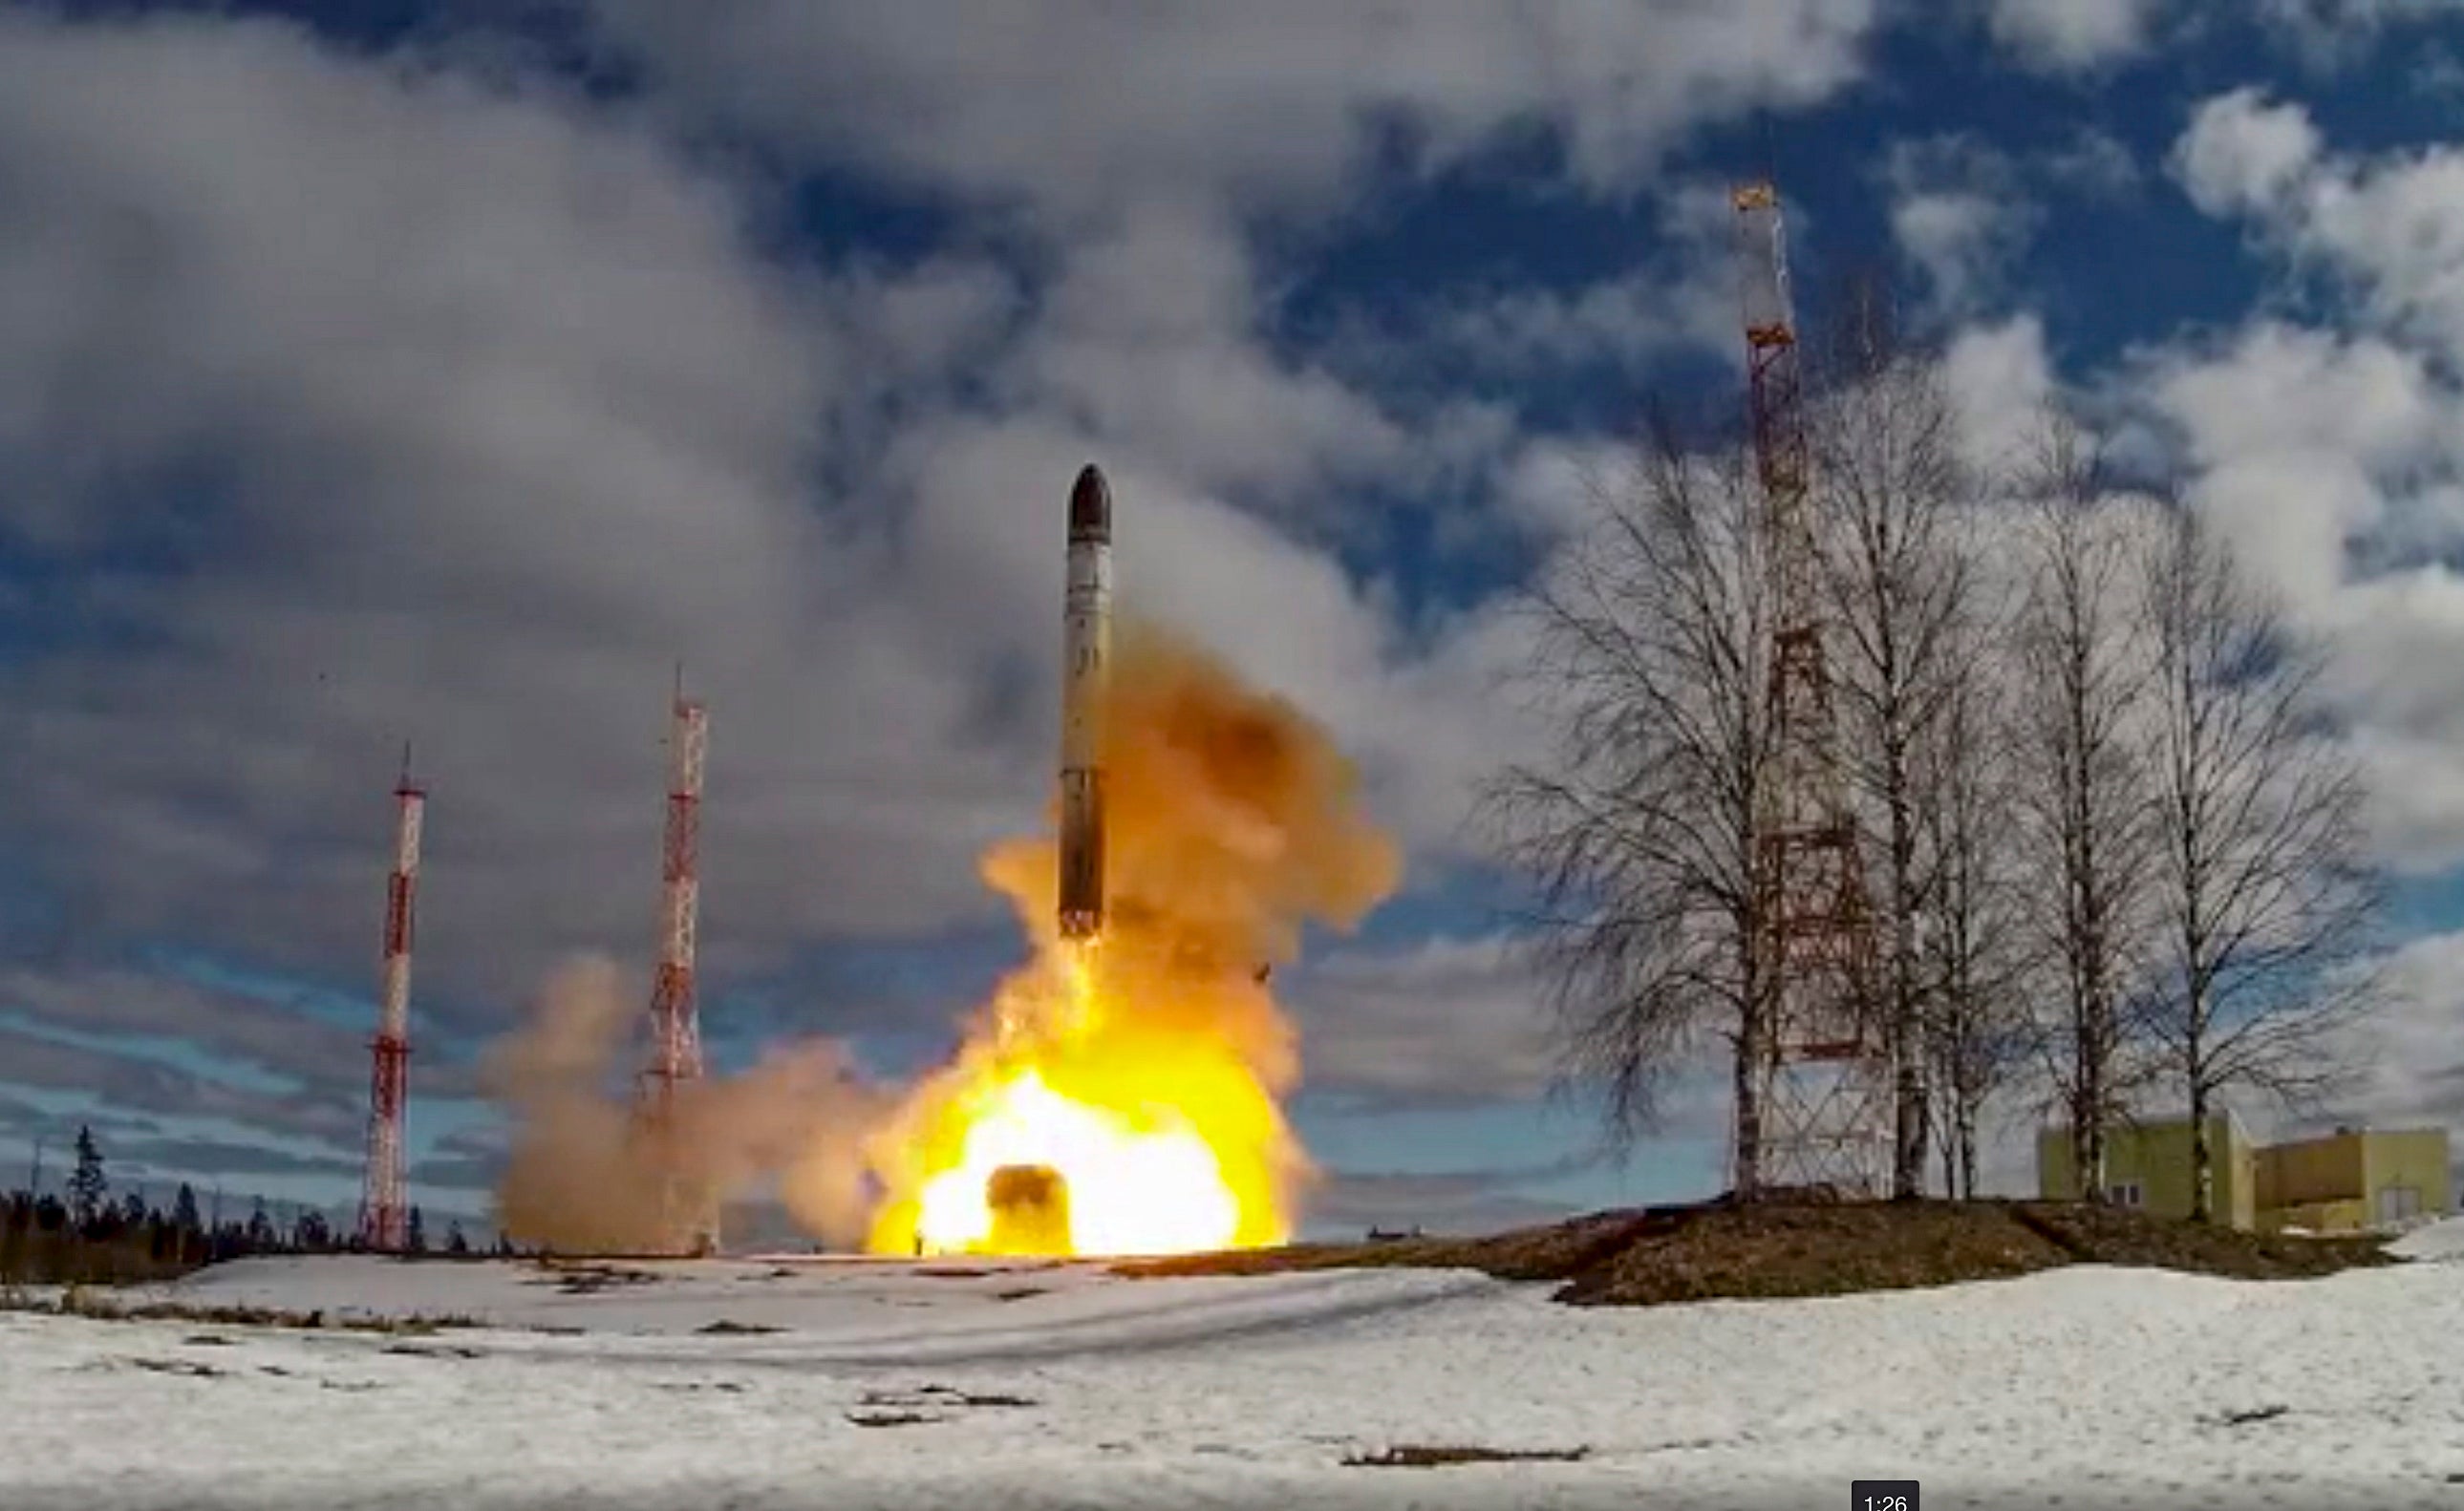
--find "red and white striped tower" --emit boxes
[358,748,424,1251]
[1732,177,1889,1199]
[637,672,714,1253]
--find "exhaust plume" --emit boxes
[862,618,1403,1255]
[485,954,884,1252]
[479,619,1397,1257]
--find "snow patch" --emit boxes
[7,1255,2462,1508]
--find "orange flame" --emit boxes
[868,944,1290,1257]
[861,623,1401,1258]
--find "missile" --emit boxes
[1058,462,1112,941]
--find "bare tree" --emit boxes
[2012,415,2159,1202]
[1482,419,1779,1186]
[1806,319,1974,1199]
[2139,501,2380,1221]
[1916,608,2038,1199]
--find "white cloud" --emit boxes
[1880,137,2042,320]
[1982,0,2167,71]
[1942,314,2057,474]
[2173,89,2323,218]
[1497,438,1633,537]
[583,0,1882,218]
[2410,42,2464,100]
[0,15,1116,990]
[0,1,1901,1170]
[2149,324,2437,611]
[2145,96,2464,872]
[2153,325,2436,472]
[0,10,1691,1039]
[2333,927,2464,1132]
[1004,202,1416,504]
[1311,181,1746,423]
[2257,0,2464,67]
[2175,87,2464,358]
[2043,127,2144,199]
[2303,166,2464,354]
[2132,320,2464,865]
[1893,193,2026,314]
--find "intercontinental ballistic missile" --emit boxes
[1058,463,1112,942]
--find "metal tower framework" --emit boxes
[635,673,717,1254]
[1732,179,1893,1199]
[357,751,424,1250]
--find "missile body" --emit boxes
[1058,464,1112,941]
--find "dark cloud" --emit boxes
[1,965,375,1088]
[404,1151,501,1192]
[107,1136,364,1183]
[0,1027,361,1150]
[406,1120,508,1195]
[1285,934,1557,1112]
[1305,1156,1599,1237]
[0,959,509,1185]
[0,7,1607,1075]
[0,4,1839,1212]
[0,1093,165,1154]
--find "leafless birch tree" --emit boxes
[2012,415,2159,1202]
[2138,502,2380,1221]
[1482,421,1779,1186]
[1916,607,2038,1199]
[1807,329,1974,1199]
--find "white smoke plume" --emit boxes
[483,954,885,1251]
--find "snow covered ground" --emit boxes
[5,1224,2463,1510]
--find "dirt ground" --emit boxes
[1117,1197,2397,1307]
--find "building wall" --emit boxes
[2253,1128,2452,1233]
[2256,1133,2366,1210]
[2036,1127,2075,1202]
[2036,1117,2253,1226]
[2363,1130,2451,1225]
[2229,1132,2257,1231]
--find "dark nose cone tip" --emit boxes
[1069,463,1111,543]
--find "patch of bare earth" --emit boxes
[844,1383,1039,1428]
[1117,1198,2396,1307]
[4,1290,481,1333]
[1344,1444,1590,1468]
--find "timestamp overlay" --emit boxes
[1851,1480,1918,1511]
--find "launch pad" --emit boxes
[986,1163,1072,1255]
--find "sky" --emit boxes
[5,0,2464,1241]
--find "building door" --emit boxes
[2379,1185,2421,1226]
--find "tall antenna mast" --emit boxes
[357,745,423,1250]
[1731,177,1891,1200]
[636,670,715,1254]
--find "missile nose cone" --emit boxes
[1069,463,1111,543]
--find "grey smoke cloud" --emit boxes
[484,955,887,1251]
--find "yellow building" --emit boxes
[2253,1127,2453,1235]
[2037,1115,2453,1233]
[2037,1112,2258,1228]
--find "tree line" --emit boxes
[1488,295,2380,1223]
[3,1124,502,1285]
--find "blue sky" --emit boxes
[5,0,2464,1241]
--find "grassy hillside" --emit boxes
[1119,1197,2397,1305]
